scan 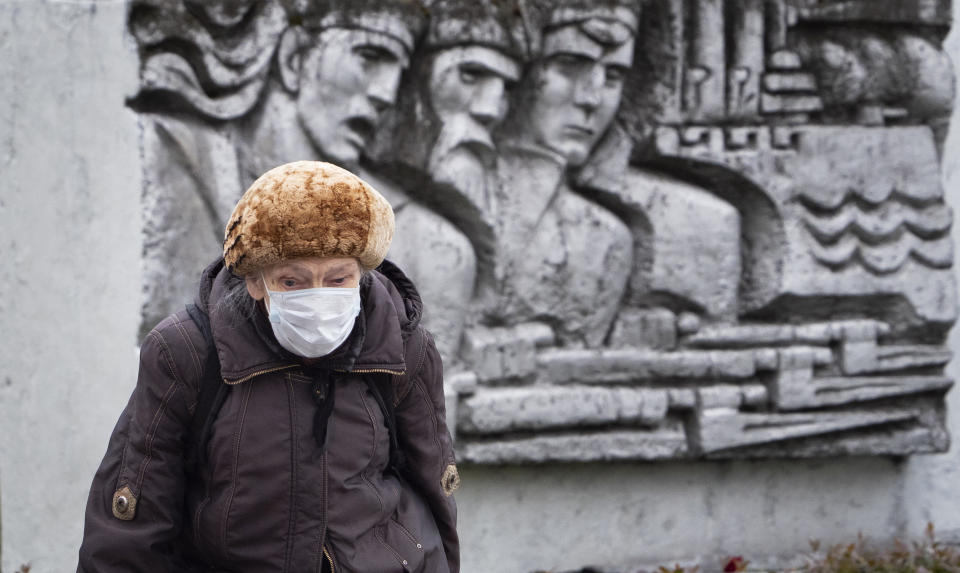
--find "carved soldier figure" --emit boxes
[489,0,742,349]
[389,0,523,211]
[486,0,640,347]
[369,0,523,363]
[242,0,423,174]
[133,0,426,331]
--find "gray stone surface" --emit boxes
[460,425,689,464]
[458,386,669,434]
[693,405,926,455]
[455,457,915,573]
[0,2,142,570]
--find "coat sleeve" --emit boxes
[77,315,201,573]
[394,327,460,573]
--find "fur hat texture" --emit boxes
[223,161,395,275]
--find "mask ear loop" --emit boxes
[261,272,272,312]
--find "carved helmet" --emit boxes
[223,161,395,275]
[421,0,524,60]
[282,0,427,55]
[520,0,641,55]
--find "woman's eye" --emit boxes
[282,279,297,288]
[330,277,346,285]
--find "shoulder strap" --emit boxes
[393,326,429,405]
[184,303,229,471]
[362,327,430,474]
[364,374,405,473]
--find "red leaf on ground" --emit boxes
[723,556,745,572]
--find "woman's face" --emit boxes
[245,256,363,304]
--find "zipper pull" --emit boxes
[312,379,327,401]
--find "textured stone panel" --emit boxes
[128,0,956,462]
[458,386,669,434]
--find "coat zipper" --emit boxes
[222,364,399,573]
[322,367,399,573]
[322,545,336,573]
[227,366,402,386]
[320,447,334,573]
[337,368,405,375]
[224,364,297,385]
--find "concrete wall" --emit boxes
[0,1,959,572]
[0,2,142,571]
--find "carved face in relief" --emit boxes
[296,28,410,166]
[426,45,520,176]
[523,20,634,167]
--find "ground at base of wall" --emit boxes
[533,524,960,573]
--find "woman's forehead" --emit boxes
[265,257,360,276]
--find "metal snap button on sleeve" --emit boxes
[112,485,138,520]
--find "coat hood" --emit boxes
[196,258,424,381]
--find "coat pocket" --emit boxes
[376,518,426,572]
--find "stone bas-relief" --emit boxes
[130,0,956,462]
[132,0,425,334]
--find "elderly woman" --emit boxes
[77,162,459,573]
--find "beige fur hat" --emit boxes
[223,161,395,275]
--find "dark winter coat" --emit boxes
[77,259,459,572]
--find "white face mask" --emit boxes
[264,279,362,358]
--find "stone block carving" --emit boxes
[129,0,956,462]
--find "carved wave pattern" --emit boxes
[129,0,287,120]
[800,196,954,274]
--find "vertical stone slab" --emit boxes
[0,2,142,571]
[727,0,765,119]
[685,0,726,121]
